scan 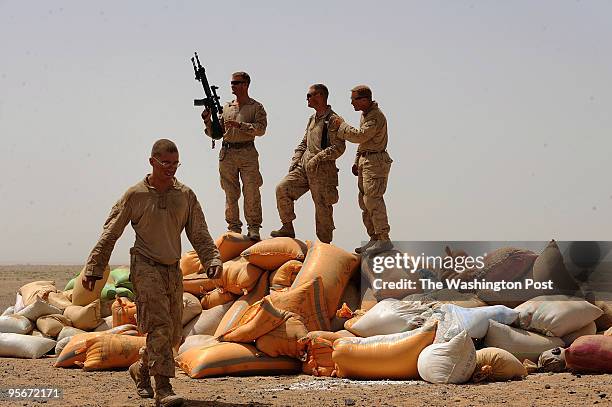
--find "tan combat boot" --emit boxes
[128,359,154,398]
[270,222,295,238]
[247,227,261,241]
[154,375,184,407]
[355,238,376,254]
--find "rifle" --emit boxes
[191,52,223,148]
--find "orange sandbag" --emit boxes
[183,273,217,296]
[200,289,238,310]
[176,342,301,378]
[299,331,355,377]
[111,297,137,327]
[270,276,330,332]
[565,335,612,373]
[214,272,269,337]
[472,347,527,382]
[291,241,360,320]
[215,257,265,295]
[241,237,308,270]
[180,250,203,276]
[255,316,309,358]
[82,334,146,371]
[269,260,302,290]
[215,232,257,262]
[218,297,289,343]
[332,321,437,379]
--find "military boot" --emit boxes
[128,359,154,399]
[247,227,261,241]
[355,238,376,254]
[364,240,393,256]
[154,375,184,407]
[228,226,242,234]
[270,222,295,238]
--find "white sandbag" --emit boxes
[484,320,565,362]
[178,334,217,355]
[14,293,25,313]
[347,299,434,337]
[561,321,597,347]
[31,329,44,337]
[515,295,603,337]
[55,336,72,356]
[417,330,476,384]
[2,306,15,316]
[435,304,519,342]
[0,332,56,359]
[16,298,62,321]
[183,301,233,338]
[182,292,203,326]
[0,315,33,334]
[57,326,86,342]
[94,316,114,332]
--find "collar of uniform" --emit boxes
[143,175,181,190]
[363,101,379,117]
[228,97,255,107]
[315,105,333,120]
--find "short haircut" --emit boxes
[232,71,251,85]
[351,85,372,100]
[310,83,329,99]
[151,139,178,157]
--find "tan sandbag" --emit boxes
[47,291,72,311]
[472,347,527,382]
[215,257,265,295]
[63,290,73,302]
[241,237,308,270]
[200,289,238,310]
[31,329,44,337]
[255,315,309,358]
[291,241,360,320]
[269,260,302,290]
[214,272,269,336]
[484,320,564,362]
[562,321,597,347]
[19,281,58,306]
[594,300,612,331]
[63,299,103,330]
[180,250,203,276]
[515,295,603,337]
[183,273,217,296]
[532,240,580,294]
[83,334,146,371]
[605,327,612,336]
[183,302,233,337]
[333,321,437,379]
[299,331,354,377]
[218,297,289,343]
[36,314,72,338]
[71,265,111,306]
[270,276,330,332]
[182,292,202,326]
[215,232,257,262]
[176,341,301,378]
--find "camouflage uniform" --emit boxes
[205,98,267,232]
[85,176,221,377]
[338,102,392,240]
[275,106,345,243]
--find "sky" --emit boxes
[1,1,611,264]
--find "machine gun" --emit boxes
[191,52,223,148]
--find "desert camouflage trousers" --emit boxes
[130,250,183,377]
[358,151,392,240]
[219,145,263,231]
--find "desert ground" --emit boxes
[1,265,611,407]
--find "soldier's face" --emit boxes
[231,75,248,96]
[351,91,369,111]
[307,87,321,109]
[150,151,180,180]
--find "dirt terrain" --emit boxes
[1,265,611,407]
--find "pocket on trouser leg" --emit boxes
[324,185,339,205]
[363,175,388,198]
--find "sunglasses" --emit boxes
[231,80,246,85]
[152,156,181,168]
[306,92,319,99]
[351,96,368,101]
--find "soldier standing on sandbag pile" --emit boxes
[330,85,393,255]
[201,71,267,241]
[271,84,345,243]
[81,139,222,407]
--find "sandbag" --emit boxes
[538,347,566,373]
[214,272,269,337]
[606,327,612,336]
[360,286,378,311]
[109,267,130,285]
[476,247,537,281]
[182,292,203,326]
[215,257,265,295]
[269,276,330,332]
[218,297,289,343]
[115,287,135,300]
[532,240,580,294]
[594,300,612,331]
[269,260,302,290]
[16,297,62,321]
[180,250,204,276]
[215,232,257,262]
[178,334,217,355]
[334,322,437,380]
[435,304,518,342]
[19,280,58,306]
[515,295,603,337]
[94,316,114,332]
[472,347,527,382]
[71,265,111,306]
[484,320,564,362]
[347,299,434,337]
[183,273,217,296]
[255,315,309,358]
[58,326,86,341]
[562,321,597,347]
[0,314,33,334]
[55,336,72,356]
[65,278,76,291]
[565,335,612,373]
[47,291,72,311]
[241,237,308,270]
[291,241,360,320]
[63,299,103,330]
[200,289,238,310]
[111,297,137,327]
[183,302,233,338]
[100,284,117,302]
[299,331,355,377]
[176,342,301,378]
[36,314,72,338]
[0,333,56,359]
[31,329,44,337]
[2,306,14,316]
[330,279,362,332]
[83,334,146,371]
[14,293,25,313]
[417,330,476,384]
[63,290,73,302]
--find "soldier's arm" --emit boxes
[338,118,378,144]
[84,192,132,279]
[289,122,309,168]
[238,104,267,137]
[203,111,226,138]
[314,115,346,162]
[185,191,222,270]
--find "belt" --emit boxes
[221,141,255,149]
[130,248,177,268]
[357,150,386,157]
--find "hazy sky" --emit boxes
[1,1,611,264]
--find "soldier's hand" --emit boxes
[81,275,98,291]
[329,116,344,131]
[206,265,222,279]
[288,162,298,173]
[351,164,359,176]
[306,158,320,174]
[225,120,240,129]
[201,109,212,123]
